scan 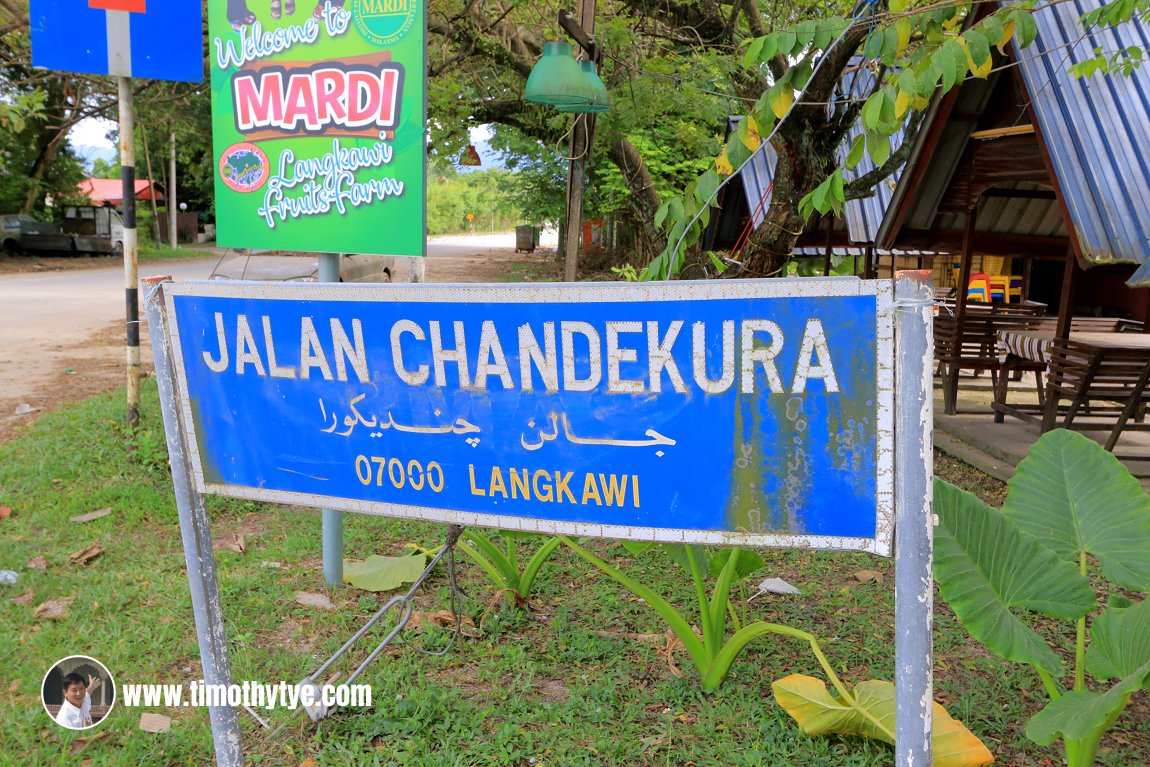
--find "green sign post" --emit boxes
[208,0,425,255]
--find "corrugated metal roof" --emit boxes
[735,60,907,245]
[1013,0,1150,284]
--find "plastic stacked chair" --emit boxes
[966,273,991,303]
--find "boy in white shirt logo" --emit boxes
[55,672,101,729]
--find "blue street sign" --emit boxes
[162,279,895,553]
[30,0,203,82]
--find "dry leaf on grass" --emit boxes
[748,577,802,600]
[853,570,884,584]
[11,589,34,606]
[299,759,318,767]
[138,713,172,733]
[68,545,105,565]
[70,508,112,524]
[68,731,110,755]
[33,597,74,619]
[407,610,478,636]
[7,679,20,694]
[0,506,11,520]
[295,591,335,610]
[26,556,48,570]
[225,534,246,554]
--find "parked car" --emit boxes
[208,249,396,283]
[2,213,56,252]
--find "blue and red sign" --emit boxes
[31,0,202,81]
[162,279,896,553]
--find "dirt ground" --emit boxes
[0,244,560,444]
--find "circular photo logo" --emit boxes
[353,0,418,47]
[42,655,116,730]
[219,142,270,193]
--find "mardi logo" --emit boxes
[218,142,270,193]
[352,0,417,47]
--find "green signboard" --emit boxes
[209,0,425,255]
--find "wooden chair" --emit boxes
[1043,338,1150,451]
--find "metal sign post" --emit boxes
[893,271,935,765]
[144,277,242,767]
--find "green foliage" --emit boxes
[426,167,522,235]
[563,538,772,690]
[934,429,1150,767]
[457,530,562,606]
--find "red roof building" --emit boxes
[76,178,166,206]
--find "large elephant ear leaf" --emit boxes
[933,480,1096,674]
[1004,429,1150,589]
[1025,657,1150,746]
[772,675,994,767]
[1086,596,1150,684]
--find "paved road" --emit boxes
[0,233,546,408]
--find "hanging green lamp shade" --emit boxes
[524,42,593,106]
[556,60,611,113]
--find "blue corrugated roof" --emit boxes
[1013,0,1150,285]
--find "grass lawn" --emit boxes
[1,385,1147,766]
[138,244,217,262]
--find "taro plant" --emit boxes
[563,538,993,765]
[934,429,1150,767]
[457,530,562,607]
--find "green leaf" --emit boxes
[881,24,900,59]
[654,200,670,229]
[978,15,1004,51]
[898,69,919,100]
[760,34,779,63]
[1002,429,1150,589]
[708,548,765,580]
[862,91,886,130]
[772,676,995,766]
[1086,597,1150,682]
[865,130,891,167]
[795,21,816,48]
[1012,8,1038,48]
[744,36,766,69]
[845,134,865,168]
[1025,658,1150,745]
[725,133,752,170]
[889,0,909,13]
[895,18,912,54]
[665,543,710,575]
[343,553,428,592]
[694,169,721,207]
[776,30,797,56]
[945,39,968,89]
[933,480,1097,674]
[620,540,658,555]
[830,169,845,214]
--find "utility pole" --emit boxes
[118,76,140,428]
[561,0,597,283]
[169,130,178,249]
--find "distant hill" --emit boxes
[72,144,117,172]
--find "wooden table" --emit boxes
[993,329,1150,451]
